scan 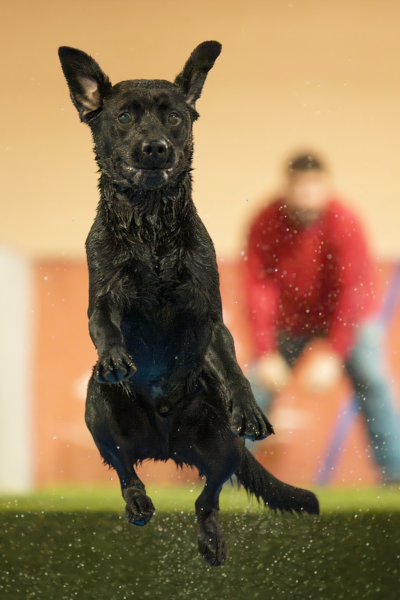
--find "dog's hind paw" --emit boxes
[124,487,155,526]
[197,509,226,567]
[95,346,136,384]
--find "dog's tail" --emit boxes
[235,446,319,515]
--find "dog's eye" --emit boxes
[118,112,132,124]
[168,112,181,126]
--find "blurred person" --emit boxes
[245,152,400,482]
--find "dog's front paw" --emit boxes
[230,401,274,441]
[229,383,274,441]
[124,487,155,527]
[95,346,136,384]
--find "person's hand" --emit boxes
[298,350,343,393]
[256,352,292,392]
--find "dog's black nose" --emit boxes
[142,140,168,157]
[132,138,172,170]
[139,139,170,167]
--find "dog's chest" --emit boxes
[120,236,201,304]
[120,248,209,386]
[122,250,181,300]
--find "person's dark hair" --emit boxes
[287,153,325,175]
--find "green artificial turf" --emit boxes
[1,506,400,600]
[1,484,400,599]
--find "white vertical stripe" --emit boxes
[0,248,33,492]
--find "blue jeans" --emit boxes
[247,321,400,480]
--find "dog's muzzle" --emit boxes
[121,138,176,190]
[121,165,173,190]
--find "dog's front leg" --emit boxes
[89,301,136,384]
[205,322,274,441]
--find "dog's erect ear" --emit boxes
[174,41,222,110]
[58,47,112,122]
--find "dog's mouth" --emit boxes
[121,164,173,190]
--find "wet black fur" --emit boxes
[58,42,319,567]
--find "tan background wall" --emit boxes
[2,0,400,260]
[2,0,400,489]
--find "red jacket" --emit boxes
[245,198,378,359]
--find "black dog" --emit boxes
[58,41,319,567]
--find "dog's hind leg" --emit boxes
[85,377,155,526]
[194,453,239,567]
[173,398,241,566]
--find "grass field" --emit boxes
[1,485,400,600]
